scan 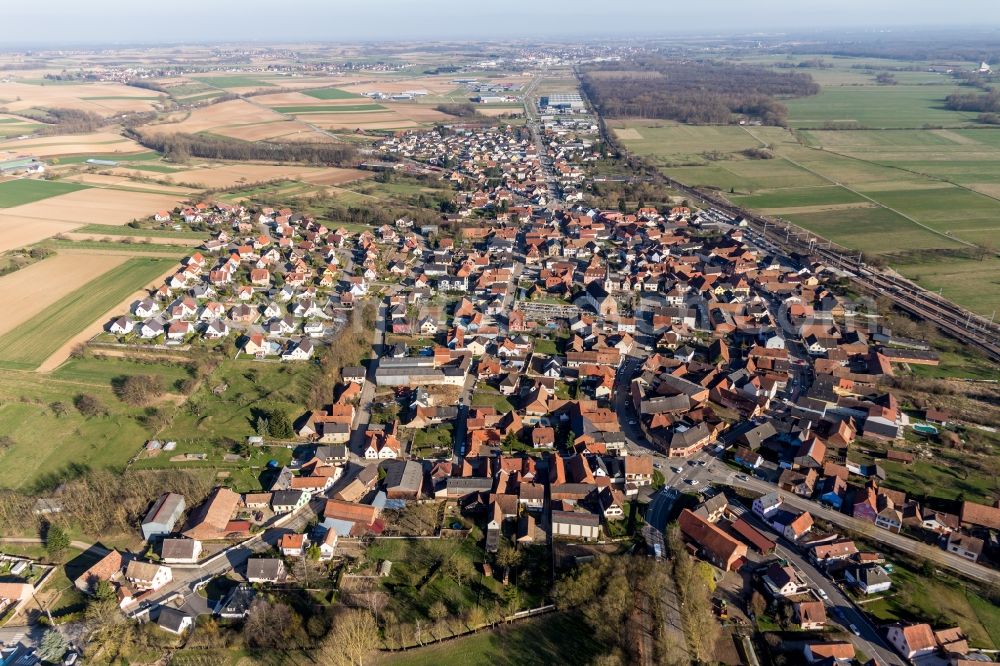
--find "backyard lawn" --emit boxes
[376,612,603,666]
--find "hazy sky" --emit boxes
[6,0,1000,45]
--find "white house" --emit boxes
[124,561,173,591]
[134,299,160,318]
[318,528,338,560]
[109,317,134,335]
[282,338,314,361]
[140,320,164,339]
[753,492,782,518]
[843,565,891,595]
[887,623,937,660]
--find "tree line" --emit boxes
[945,88,1000,113]
[130,130,357,166]
[16,107,106,135]
[580,58,819,126]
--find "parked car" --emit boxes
[850,624,861,636]
[686,479,700,486]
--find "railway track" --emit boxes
[661,176,1000,363]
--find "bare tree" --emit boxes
[320,609,380,666]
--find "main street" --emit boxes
[348,298,387,459]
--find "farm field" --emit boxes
[272,104,386,114]
[0,257,176,370]
[0,80,164,116]
[58,173,197,196]
[0,179,89,207]
[890,254,1000,316]
[783,85,978,129]
[0,131,149,158]
[193,75,275,89]
[0,252,128,336]
[73,223,207,240]
[48,150,163,164]
[164,163,368,189]
[0,187,184,225]
[611,113,998,310]
[303,87,362,100]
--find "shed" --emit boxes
[141,493,186,541]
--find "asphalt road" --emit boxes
[127,498,322,620]
[727,503,905,666]
[720,472,1000,586]
[349,299,386,459]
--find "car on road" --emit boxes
[736,474,748,481]
[671,466,683,473]
[653,463,662,469]
[686,479,700,486]
[818,589,829,600]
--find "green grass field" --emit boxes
[272,104,387,114]
[783,85,977,129]
[49,151,163,165]
[44,239,192,256]
[161,358,317,443]
[74,224,205,240]
[124,163,183,173]
[863,564,999,649]
[732,185,868,210]
[303,87,361,100]
[0,179,89,207]
[193,76,274,88]
[377,613,602,666]
[782,207,956,252]
[890,254,1000,317]
[0,258,174,370]
[611,110,1000,312]
[0,356,191,490]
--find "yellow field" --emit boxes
[0,252,128,336]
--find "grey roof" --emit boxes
[143,493,185,526]
[157,607,190,633]
[315,444,348,461]
[271,489,305,507]
[385,460,423,494]
[641,394,690,415]
[551,510,601,527]
[693,493,728,519]
[446,477,494,491]
[246,558,284,581]
[217,584,256,618]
